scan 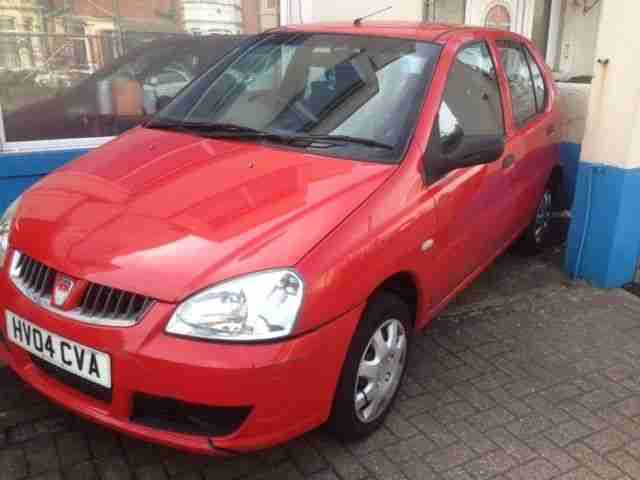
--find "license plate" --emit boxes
[5,311,111,388]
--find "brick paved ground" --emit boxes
[3,247,640,480]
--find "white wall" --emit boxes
[556,0,601,80]
[306,0,422,23]
[557,82,590,144]
[581,0,640,170]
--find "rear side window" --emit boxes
[438,42,504,153]
[497,42,537,126]
[524,47,547,113]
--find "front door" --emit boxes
[425,41,514,304]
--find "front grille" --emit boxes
[30,354,112,403]
[131,393,252,437]
[10,251,155,326]
[12,253,56,298]
[80,283,153,322]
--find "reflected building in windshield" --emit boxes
[0,0,279,144]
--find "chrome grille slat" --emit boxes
[9,251,154,327]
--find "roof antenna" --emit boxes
[354,6,392,26]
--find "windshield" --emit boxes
[153,33,441,163]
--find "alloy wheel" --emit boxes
[534,190,553,244]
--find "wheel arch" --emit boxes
[369,271,421,328]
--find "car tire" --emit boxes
[327,291,411,441]
[516,182,555,256]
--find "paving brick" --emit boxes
[447,421,497,454]
[383,435,437,463]
[203,455,262,480]
[0,448,27,480]
[505,458,558,480]
[396,459,438,480]
[555,467,603,480]
[526,435,579,473]
[486,427,537,463]
[55,432,90,466]
[62,461,99,480]
[319,444,369,480]
[578,389,618,410]
[423,443,477,473]
[288,439,327,476]
[545,420,591,446]
[616,396,640,417]
[567,444,622,480]
[95,457,132,480]
[26,472,63,480]
[468,407,515,432]
[409,413,458,447]
[24,437,60,475]
[464,450,517,480]
[608,450,640,478]
[505,414,552,439]
[384,412,420,439]
[583,427,630,454]
[134,465,169,480]
[360,451,407,480]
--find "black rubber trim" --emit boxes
[131,392,252,438]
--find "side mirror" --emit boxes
[425,133,505,182]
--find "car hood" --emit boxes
[12,127,395,302]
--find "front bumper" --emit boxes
[0,276,362,455]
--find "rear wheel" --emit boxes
[516,184,554,255]
[327,292,411,441]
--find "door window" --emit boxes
[497,42,538,126]
[438,42,504,154]
[524,47,548,113]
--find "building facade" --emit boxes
[292,0,601,81]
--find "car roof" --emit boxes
[281,21,528,44]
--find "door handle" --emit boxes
[546,124,556,137]
[502,155,515,169]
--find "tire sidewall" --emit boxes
[328,292,412,440]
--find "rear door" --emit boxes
[495,40,559,235]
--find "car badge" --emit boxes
[53,275,75,308]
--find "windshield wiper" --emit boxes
[292,134,394,151]
[146,122,394,151]
[146,120,262,134]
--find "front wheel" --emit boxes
[327,292,411,441]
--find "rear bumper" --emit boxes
[0,277,362,454]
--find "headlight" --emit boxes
[166,270,304,342]
[0,196,21,268]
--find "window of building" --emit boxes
[497,42,538,126]
[485,5,511,31]
[439,42,504,153]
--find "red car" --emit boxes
[0,23,564,454]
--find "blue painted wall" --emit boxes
[565,162,640,288]
[0,149,88,213]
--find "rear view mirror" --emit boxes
[425,133,505,183]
